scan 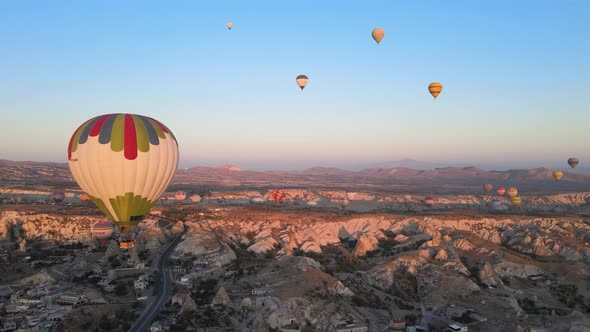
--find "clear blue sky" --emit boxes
[1,1,589,170]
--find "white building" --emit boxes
[56,293,88,305]
[135,279,148,290]
[448,323,468,332]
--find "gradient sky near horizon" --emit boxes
[1,1,589,170]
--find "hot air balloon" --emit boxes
[91,220,114,245]
[371,28,384,44]
[424,196,435,205]
[428,82,443,99]
[511,196,522,206]
[490,198,502,209]
[568,158,579,168]
[68,113,179,249]
[175,191,187,203]
[51,191,65,203]
[552,171,563,181]
[227,22,233,30]
[272,190,285,204]
[496,187,506,196]
[507,187,518,198]
[79,193,91,203]
[296,75,308,90]
[483,184,493,193]
[190,194,201,203]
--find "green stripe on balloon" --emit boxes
[111,114,125,152]
[147,118,165,139]
[109,192,152,223]
[88,195,115,221]
[132,115,150,153]
[71,119,93,154]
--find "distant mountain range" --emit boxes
[3,159,588,193]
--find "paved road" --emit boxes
[128,228,186,332]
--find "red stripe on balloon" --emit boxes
[89,114,110,137]
[124,114,138,160]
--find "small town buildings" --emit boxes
[56,293,88,306]
[331,320,368,332]
[134,279,148,290]
[251,288,272,295]
[0,320,17,332]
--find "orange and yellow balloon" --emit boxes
[552,171,563,181]
[428,82,443,99]
[227,22,233,30]
[511,196,522,206]
[507,187,518,198]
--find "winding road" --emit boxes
[128,228,186,332]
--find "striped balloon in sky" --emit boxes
[68,113,179,240]
[51,191,65,203]
[272,190,285,204]
[428,82,443,99]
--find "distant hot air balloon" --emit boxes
[506,187,518,198]
[568,158,579,168]
[68,113,179,249]
[91,220,114,245]
[296,75,308,90]
[79,193,91,203]
[511,196,522,206]
[490,198,503,210]
[428,82,443,99]
[483,184,493,193]
[272,190,285,204]
[51,191,65,203]
[227,22,233,30]
[496,187,506,196]
[552,171,563,181]
[424,196,435,205]
[190,194,201,203]
[175,191,187,203]
[371,28,384,44]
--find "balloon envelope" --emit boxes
[511,196,522,206]
[552,171,563,181]
[227,22,233,30]
[296,75,308,90]
[79,193,91,203]
[91,220,114,240]
[428,82,443,99]
[424,196,435,205]
[568,158,579,168]
[483,184,493,193]
[51,191,65,203]
[175,191,187,203]
[372,28,384,44]
[496,187,506,196]
[190,194,201,203]
[272,190,285,204]
[507,187,518,198]
[68,113,179,235]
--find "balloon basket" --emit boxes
[120,241,135,249]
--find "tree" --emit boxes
[114,282,128,296]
